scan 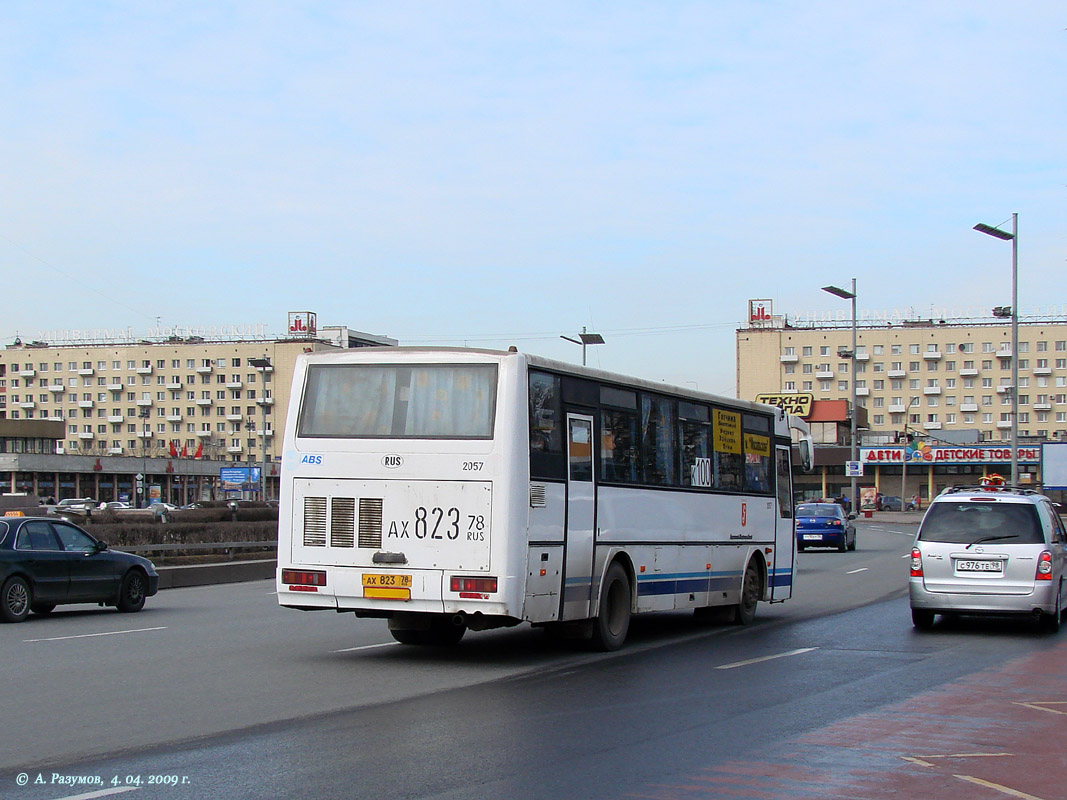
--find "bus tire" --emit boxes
[592,563,631,651]
[732,560,761,626]
[424,617,466,646]
[389,628,427,645]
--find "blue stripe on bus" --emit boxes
[566,567,794,597]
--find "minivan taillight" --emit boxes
[910,548,924,578]
[1036,551,1053,581]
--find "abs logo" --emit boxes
[300,454,323,465]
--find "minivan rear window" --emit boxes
[918,501,1044,545]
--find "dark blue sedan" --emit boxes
[796,503,857,552]
[0,516,158,623]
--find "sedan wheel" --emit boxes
[117,570,147,613]
[2,576,32,623]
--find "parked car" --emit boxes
[0,516,159,623]
[909,485,1067,631]
[878,495,915,512]
[99,501,131,511]
[796,503,857,552]
[52,498,97,513]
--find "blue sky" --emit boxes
[2,1,1064,395]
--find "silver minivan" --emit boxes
[909,485,1067,631]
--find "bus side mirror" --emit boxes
[798,440,813,473]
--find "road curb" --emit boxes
[156,559,276,589]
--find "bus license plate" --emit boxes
[363,573,412,600]
[956,560,1003,573]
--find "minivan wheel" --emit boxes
[1040,588,1062,634]
[911,608,935,630]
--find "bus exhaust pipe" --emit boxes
[452,614,467,628]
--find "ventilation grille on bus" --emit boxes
[359,498,384,549]
[330,497,355,548]
[530,484,547,508]
[303,497,327,547]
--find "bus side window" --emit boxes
[529,371,565,480]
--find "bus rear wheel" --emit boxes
[592,563,631,651]
[732,561,761,626]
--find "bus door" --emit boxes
[562,413,596,620]
[769,445,796,601]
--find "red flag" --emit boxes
[181,444,188,458]
[194,442,203,459]
[169,441,178,457]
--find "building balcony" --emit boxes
[257,429,274,438]
[1033,367,1052,376]
[108,415,124,423]
[923,421,942,430]
[854,353,870,361]
[19,368,36,377]
[77,432,95,440]
[257,397,274,406]
[227,413,244,421]
[779,354,799,363]
[887,369,906,378]
[996,349,1012,359]
[226,380,243,389]
[78,400,94,408]
[923,351,943,360]
[195,365,213,374]
[227,445,244,454]
[20,401,35,409]
[136,431,154,439]
[108,447,124,455]
[48,384,65,393]
[959,368,979,377]
[136,398,153,406]
[815,370,834,380]
[888,404,906,414]
[78,368,94,376]
[923,387,942,395]
[855,387,869,396]
[167,414,183,422]
[136,366,153,375]
[166,381,183,390]
[195,398,213,406]
[107,382,124,392]
[196,430,214,438]
[996,385,1013,394]
[1034,403,1052,411]
[47,415,64,422]
[960,403,979,412]
[997,420,1013,429]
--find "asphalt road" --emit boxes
[15,519,1031,800]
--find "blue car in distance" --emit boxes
[796,503,857,552]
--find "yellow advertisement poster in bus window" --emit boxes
[744,433,770,459]
[714,410,741,454]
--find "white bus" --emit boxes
[276,347,813,650]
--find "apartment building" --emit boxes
[737,301,1067,500]
[0,318,395,502]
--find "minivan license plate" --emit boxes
[956,560,1003,572]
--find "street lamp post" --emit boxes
[823,280,858,513]
[901,396,920,511]
[137,407,151,508]
[560,327,605,366]
[974,214,1019,486]
[249,356,272,501]
[244,418,256,500]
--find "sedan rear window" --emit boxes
[918,502,1044,545]
[797,504,840,518]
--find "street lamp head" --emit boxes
[974,222,1014,241]
[821,284,856,300]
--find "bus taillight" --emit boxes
[450,576,498,598]
[282,569,327,590]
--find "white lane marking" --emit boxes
[847,567,869,574]
[716,647,817,670]
[953,774,1045,800]
[50,787,140,800]
[332,642,400,654]
[23,626,167,643]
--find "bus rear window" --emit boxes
[298,364,498,439]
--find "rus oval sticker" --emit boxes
[382,454,404,469]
